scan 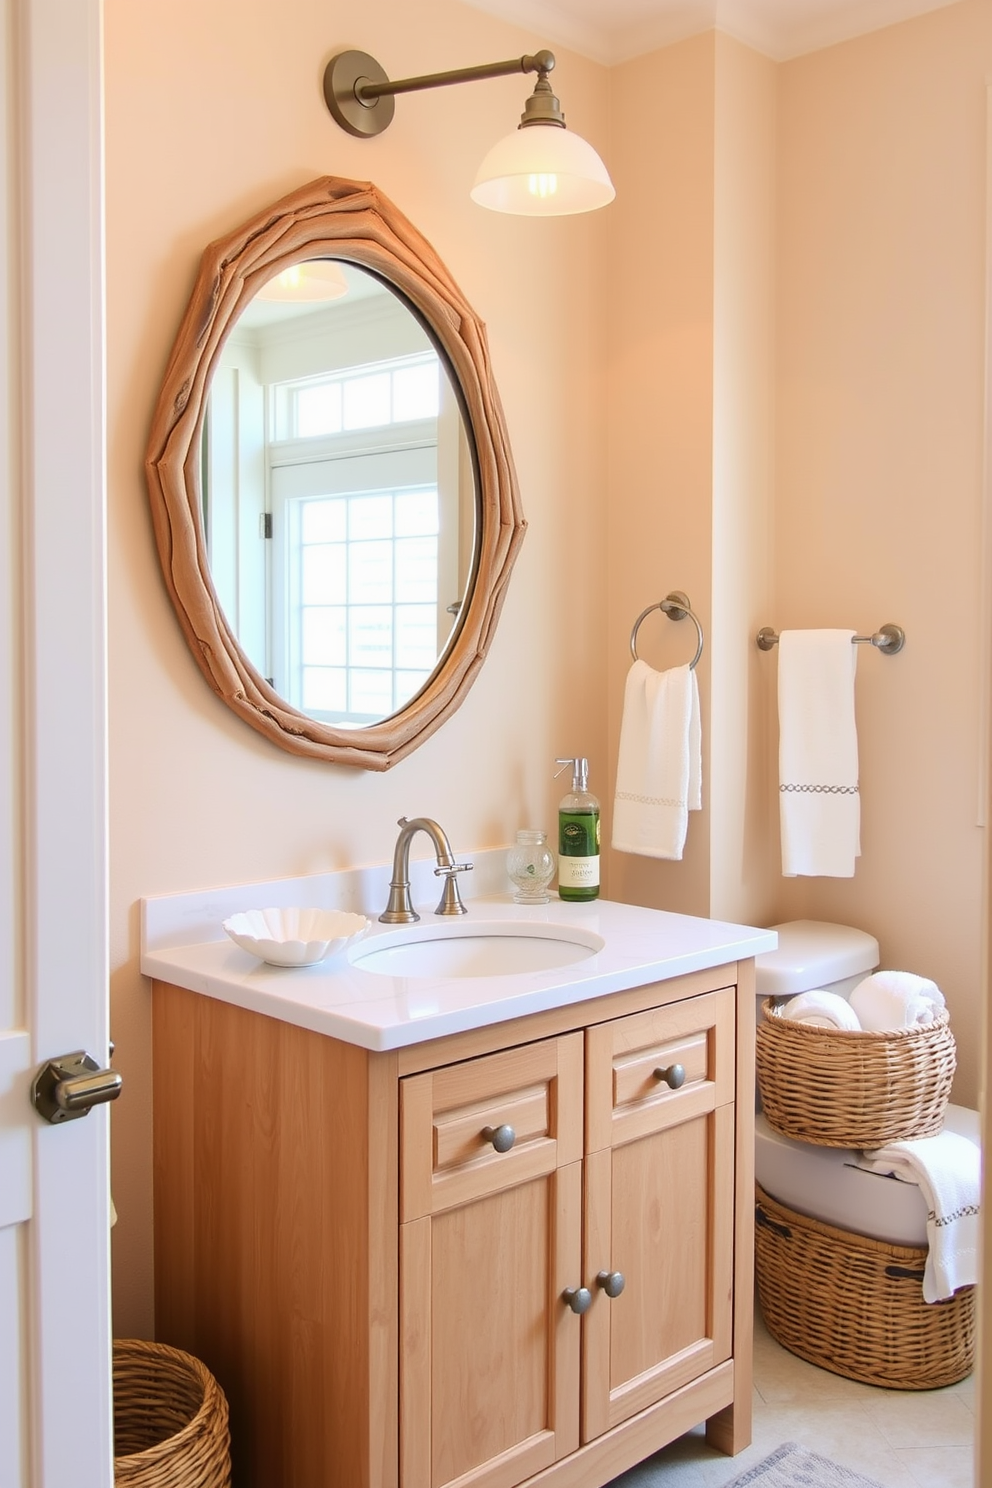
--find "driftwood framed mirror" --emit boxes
[146,177,525,770]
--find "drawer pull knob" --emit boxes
[654,1062,686,1089]
[562,1286,592,1315]
[482,1123,516,1153]
[597,1269,625,1299]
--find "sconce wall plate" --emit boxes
[324,50,395,137]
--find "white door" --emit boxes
[0,1,112,1484]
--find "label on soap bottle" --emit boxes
[557,855,600,889]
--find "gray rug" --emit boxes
[722,1442,883,1487]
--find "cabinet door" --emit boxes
[582,989,736,1442]
[400,1033,584,1488]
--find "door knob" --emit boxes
[31,1050,122,1124]
[597,1269,625,1298]
[482,1123,516,1153]
[562,1286,592,1315]
[654,1062,686,1089]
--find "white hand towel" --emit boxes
[781,989,862,1031]
[778,629,860,878]
[856,1131,980,1301]
[849,970,946,1031]
[612,660,701,860]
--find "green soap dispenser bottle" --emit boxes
[555,757,600,902]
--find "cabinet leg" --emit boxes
[705,1397,751,1457]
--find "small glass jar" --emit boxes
[506,830,557,904]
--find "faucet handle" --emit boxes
[434,860,473,916]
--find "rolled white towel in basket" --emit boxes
[849,970,945,1031]
[856,1130,980,1302]
[781,990,862,1031]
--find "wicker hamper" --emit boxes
[755,1184,974,1390]
[756,999,956,1148]
[113,1339,231,1488]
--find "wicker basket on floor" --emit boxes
[113,1339,231,1487]
[756,998,955,1148]
[755,1183,974,1390]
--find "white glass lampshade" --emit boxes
[256,259,350,302]
[471,123,615,216]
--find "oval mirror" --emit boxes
[146,177,525,769]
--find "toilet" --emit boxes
[753,919,980,1249]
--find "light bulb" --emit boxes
[528,174,559,200]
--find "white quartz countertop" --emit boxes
[141,865,777,1051]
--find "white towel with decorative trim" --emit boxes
[778,629,860,877]
[612,660,701,860]
[855,1131,981,1302]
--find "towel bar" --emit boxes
[756,624,904,655]
[630,591,704,668]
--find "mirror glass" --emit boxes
[203,260,476,728]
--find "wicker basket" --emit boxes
[756,998,955,1148]
[755,1184,974,1390]
[113,1339,231,1487]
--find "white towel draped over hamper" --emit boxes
[777,629,860,878]
[612,659,701,860]
[856,1130,981,1302]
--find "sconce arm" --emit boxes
[324,48,558,138]
[357,51,555,102]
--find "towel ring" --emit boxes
[630,591,704,668]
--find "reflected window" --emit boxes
[273,352,440,441]
[289,482,440,724]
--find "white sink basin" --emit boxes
[350,920,605,979]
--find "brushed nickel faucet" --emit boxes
[379,817,473,924]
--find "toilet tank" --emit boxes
[754,919,879,1002]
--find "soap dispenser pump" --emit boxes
[554,757,600,902]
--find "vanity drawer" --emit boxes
[400,1032,583,1221]
[585,988,735,1153]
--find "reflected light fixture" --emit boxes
[323,49,615,217]
[255,259,350,302]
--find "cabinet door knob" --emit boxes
[654,1062,686,1089]
[562,1286,592,1315]
[481,1123,516,1153]
[597,1269,625,1299]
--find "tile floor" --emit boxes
[606,1302,975,1488]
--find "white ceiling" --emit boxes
[457,0,963,64]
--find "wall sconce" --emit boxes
[323,49,615,217]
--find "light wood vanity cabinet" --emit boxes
[399,1033,585,1488]
[152,960,754,1488]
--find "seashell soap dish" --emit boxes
[222,907,370,967]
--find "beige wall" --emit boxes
[105,0,610,1337]
[106,0,991,1341]
[605,33,717,919]
[606,1,989,1104]
[771,0,991,1105]
[604,34,779,932]
[709,34,778,927]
